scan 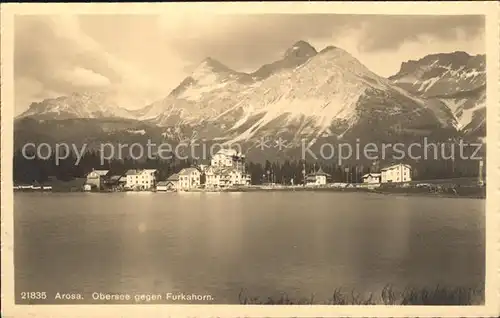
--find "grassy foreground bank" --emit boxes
[238,285,484,305]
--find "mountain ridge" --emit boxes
[17,91,137,120]
[15,43,485,159]
[389,51,486,134]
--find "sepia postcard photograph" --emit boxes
[1,2,499,318]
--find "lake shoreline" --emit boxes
[14,186,486,199]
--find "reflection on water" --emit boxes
[14,192,485,303]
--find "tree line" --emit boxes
[13,148,484,185]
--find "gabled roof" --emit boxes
[307,167,330,177]
[156,181,169,186]
[108,175,122,182]
[125,169,141,176]
[362,173,381,178]
[381,163,412,171]
[317,167,327,175]
[213,148,238,157]
[125,169,158,176]
[179,168,200,175]
[167,173,180,181]
[88,169,109,176]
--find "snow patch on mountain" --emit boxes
[221,46,441,145]
[418,77,440,92]
[390,51,485,97]
[390,51,486,134]
[17,41,464,147]
[127,129,146,135]
[223,48,371,142]
[132,43,456,147]
[438,87,486,130]
[180,81,232,101]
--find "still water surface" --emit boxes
[14,192,485,303]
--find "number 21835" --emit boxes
[20,292,47,300]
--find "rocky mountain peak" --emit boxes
[195,57,236,75]
[283,40,317,60]
[319,45,338,54]
[390,51,480,80]
[17,90,135,120]
[17,44,483,146]
[389,51,486,134]
[250,40,317,80]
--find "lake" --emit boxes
[14,192,485,304]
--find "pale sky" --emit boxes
[14,14,485,115]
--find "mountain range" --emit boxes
[15,41,486,161]
[389,51,486,136]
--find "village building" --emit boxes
[85,169,109,189]
[156,173,180,191]
[205,166,251,188]
[178,168,201,190]
[380,163,412,183]
[156,181,169,192]
[204,166,221,188]
[205,148,251,187]
[165,173,180,190]
[125,169,158,190]
[210,148,247,172]
[106,174,127,190]
[362,173,381,184]
[211,148,238,167]
[197,164,209,173]
[306,167,330,186]
[118,176,127,185]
